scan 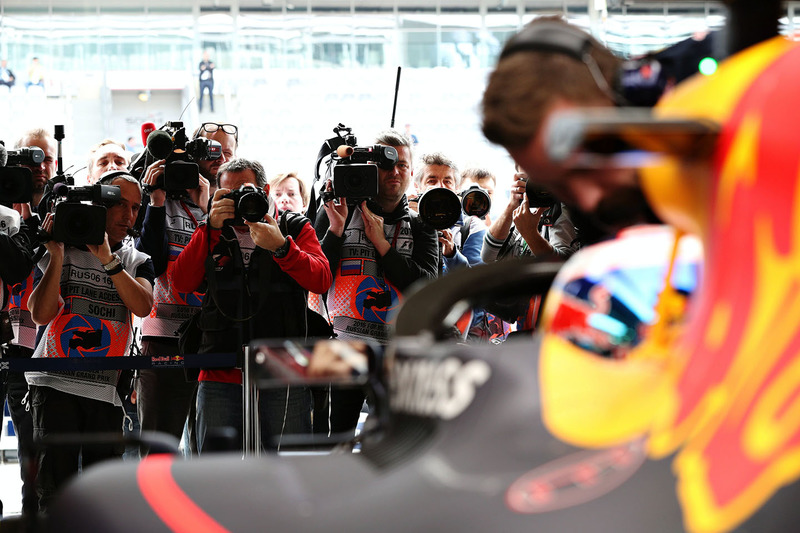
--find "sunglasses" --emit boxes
[199,122,238,142]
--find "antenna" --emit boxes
[178,98,194,121]
[54,125,65,177]
[390,66,402,128]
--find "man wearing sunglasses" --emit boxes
[193,122,238,191]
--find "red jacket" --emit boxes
[173,218,332,384]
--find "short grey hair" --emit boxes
[415,152,460,188]
[374,128,413,166]
[218,157,267,187]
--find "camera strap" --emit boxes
[375,220,402,292]
[179,200,200,228]
[205,228,270,323]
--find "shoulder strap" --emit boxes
[459,216,473,250]
[204,228,272,322]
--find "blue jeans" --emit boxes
[196,381,312,453]
[198,80,214,112]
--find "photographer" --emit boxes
[14,127,56,211]
[0,127,58,516]
[132,156,211,451]
[481,167,578,334]
[460,167,496,227]
[26,171,154,512]
[482,168,578,264]
[192,122,237,190]
[416,152,485,274]
[314,129,438,432]
[172,158,331,453]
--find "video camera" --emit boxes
[133,121,221,196]
[48,183,121,246]
[0,141,42,206]
[320,124,398,205]
[417,185,491,231]
[223,184,271,226]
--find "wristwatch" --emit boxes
[102,253,124,275]
[272,238,291,258]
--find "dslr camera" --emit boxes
[48,183,121,246]
[321,124,397,205]
[0,141,45,206]
[223,184,271,226]
[524,180,561,228]
[136,121,221,195]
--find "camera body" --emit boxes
[142,121,221,195]
[0,140,37,206]
[524,180,557,208]
[321,124,397,205]
[223,184,271,226]
[7,146,45,167]
[50,184,121,246]
[0,166,33,206]
[523,180,561,228]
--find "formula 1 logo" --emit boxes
[59,315,111,358]
[354,277,399,323]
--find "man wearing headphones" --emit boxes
[26,170,154,512]
[482,16,660,239]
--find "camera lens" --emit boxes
[238,192,269,222]
[418,188,461,230]
[345,174,365,191]
[461,189,491,219]
[66,211,93,240]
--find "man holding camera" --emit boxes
[132,155,211,450]
[193,122,237,191]
[482,167,579,264]
[0,127,58,516]
[416,152,486,274]
[26,171,154,511]
[480,167,579,334]
[15,128,56,211]
[314,129,438,432]
[172,158,331,452]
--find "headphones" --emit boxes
[498,21,671,107]
[499,21,626,105]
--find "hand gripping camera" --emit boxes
[223,184,271,226]
[0,141,45,206]
[48,183,121,246]
[321,124,398,205]
[135,121,221,195]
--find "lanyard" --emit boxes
[179,200,199,228]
